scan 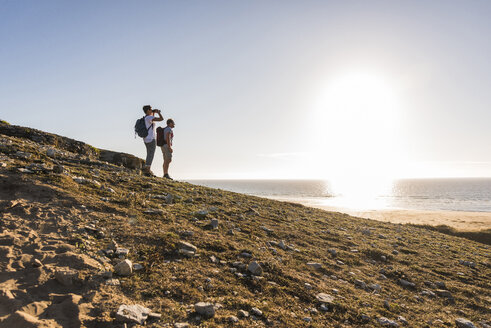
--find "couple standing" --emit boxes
[142,105,175,179]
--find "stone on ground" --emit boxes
[114,259,133,276]
[115,304,151,325]
[455,318,476,328]
[247,261,263,276]
[194,302,215,317]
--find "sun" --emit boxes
[313,71,402,206]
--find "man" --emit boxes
[142,105,163,176]
[161,118,175,179]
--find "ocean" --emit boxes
[187,178,491,213]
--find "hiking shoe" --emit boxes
[164,174,173,180]
[143,170,156,177]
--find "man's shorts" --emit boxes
[162,145,172,161]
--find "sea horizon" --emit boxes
[187,177,491,213]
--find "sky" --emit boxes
[1,0,491,180]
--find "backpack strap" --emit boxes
[144,115,154,131]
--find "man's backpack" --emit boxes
[156,127,166,146]
[134,116,152,138]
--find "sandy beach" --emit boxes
[270,197,491,231]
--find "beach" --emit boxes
[270,197,491,231]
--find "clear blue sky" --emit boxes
[1,0,490,179]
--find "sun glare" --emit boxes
[314,72,402,208]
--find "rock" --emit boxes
[148,312,162,320]
[354,279,367,289]
[478,321,491,328]
[114,259,133,276]
[251,307,262,317]
[421,289,437,298]
[133,263,143,271]
[177,241,197,254]
[315,293,335,304]
[248,261,263,276]
[307,262,322,269]
[398,316,408,325]
[319,304,329,312]
[228,315,239,323]
[392,250,399,255]
[179,249,195,257]
[384,300,391,310]
[399,279,415,288]
[424,281,437,289]
[303,317,312,322]
[115,304,151,325]
[107,239,118,250]
[46,148,56,157]
[32,259,43,267]
[105,278,120,286]
[238,310,249,318]
[377,317,399,327]
[194,302,215,317]
[15,151,32,159]
[210,218,219,229]
[455,318,476,328]
[115,248,129,257]
[304,283,313,290]
[278,240,287,250]
[165,193,173,204]
[261,226,274,233]
[55,268,78,286]
[174,323,190,328]
[435,289,453,298]
[144,208,163,215]
[180,230,194,237]
[328,248,337,256]
[195,210,208,218]
[53,165,65,173]
[435,281,446,289]
[459,260,476,268]
[368,283,381,292]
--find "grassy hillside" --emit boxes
[0,122,489,327]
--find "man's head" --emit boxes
[143,105,152,115]
[167,119,175,128]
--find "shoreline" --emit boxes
[268,196,491,231]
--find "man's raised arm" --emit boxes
[152,110,164,122]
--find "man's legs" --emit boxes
[163,158,171,175]
[162,144,172,178]
[144,140,156,174]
